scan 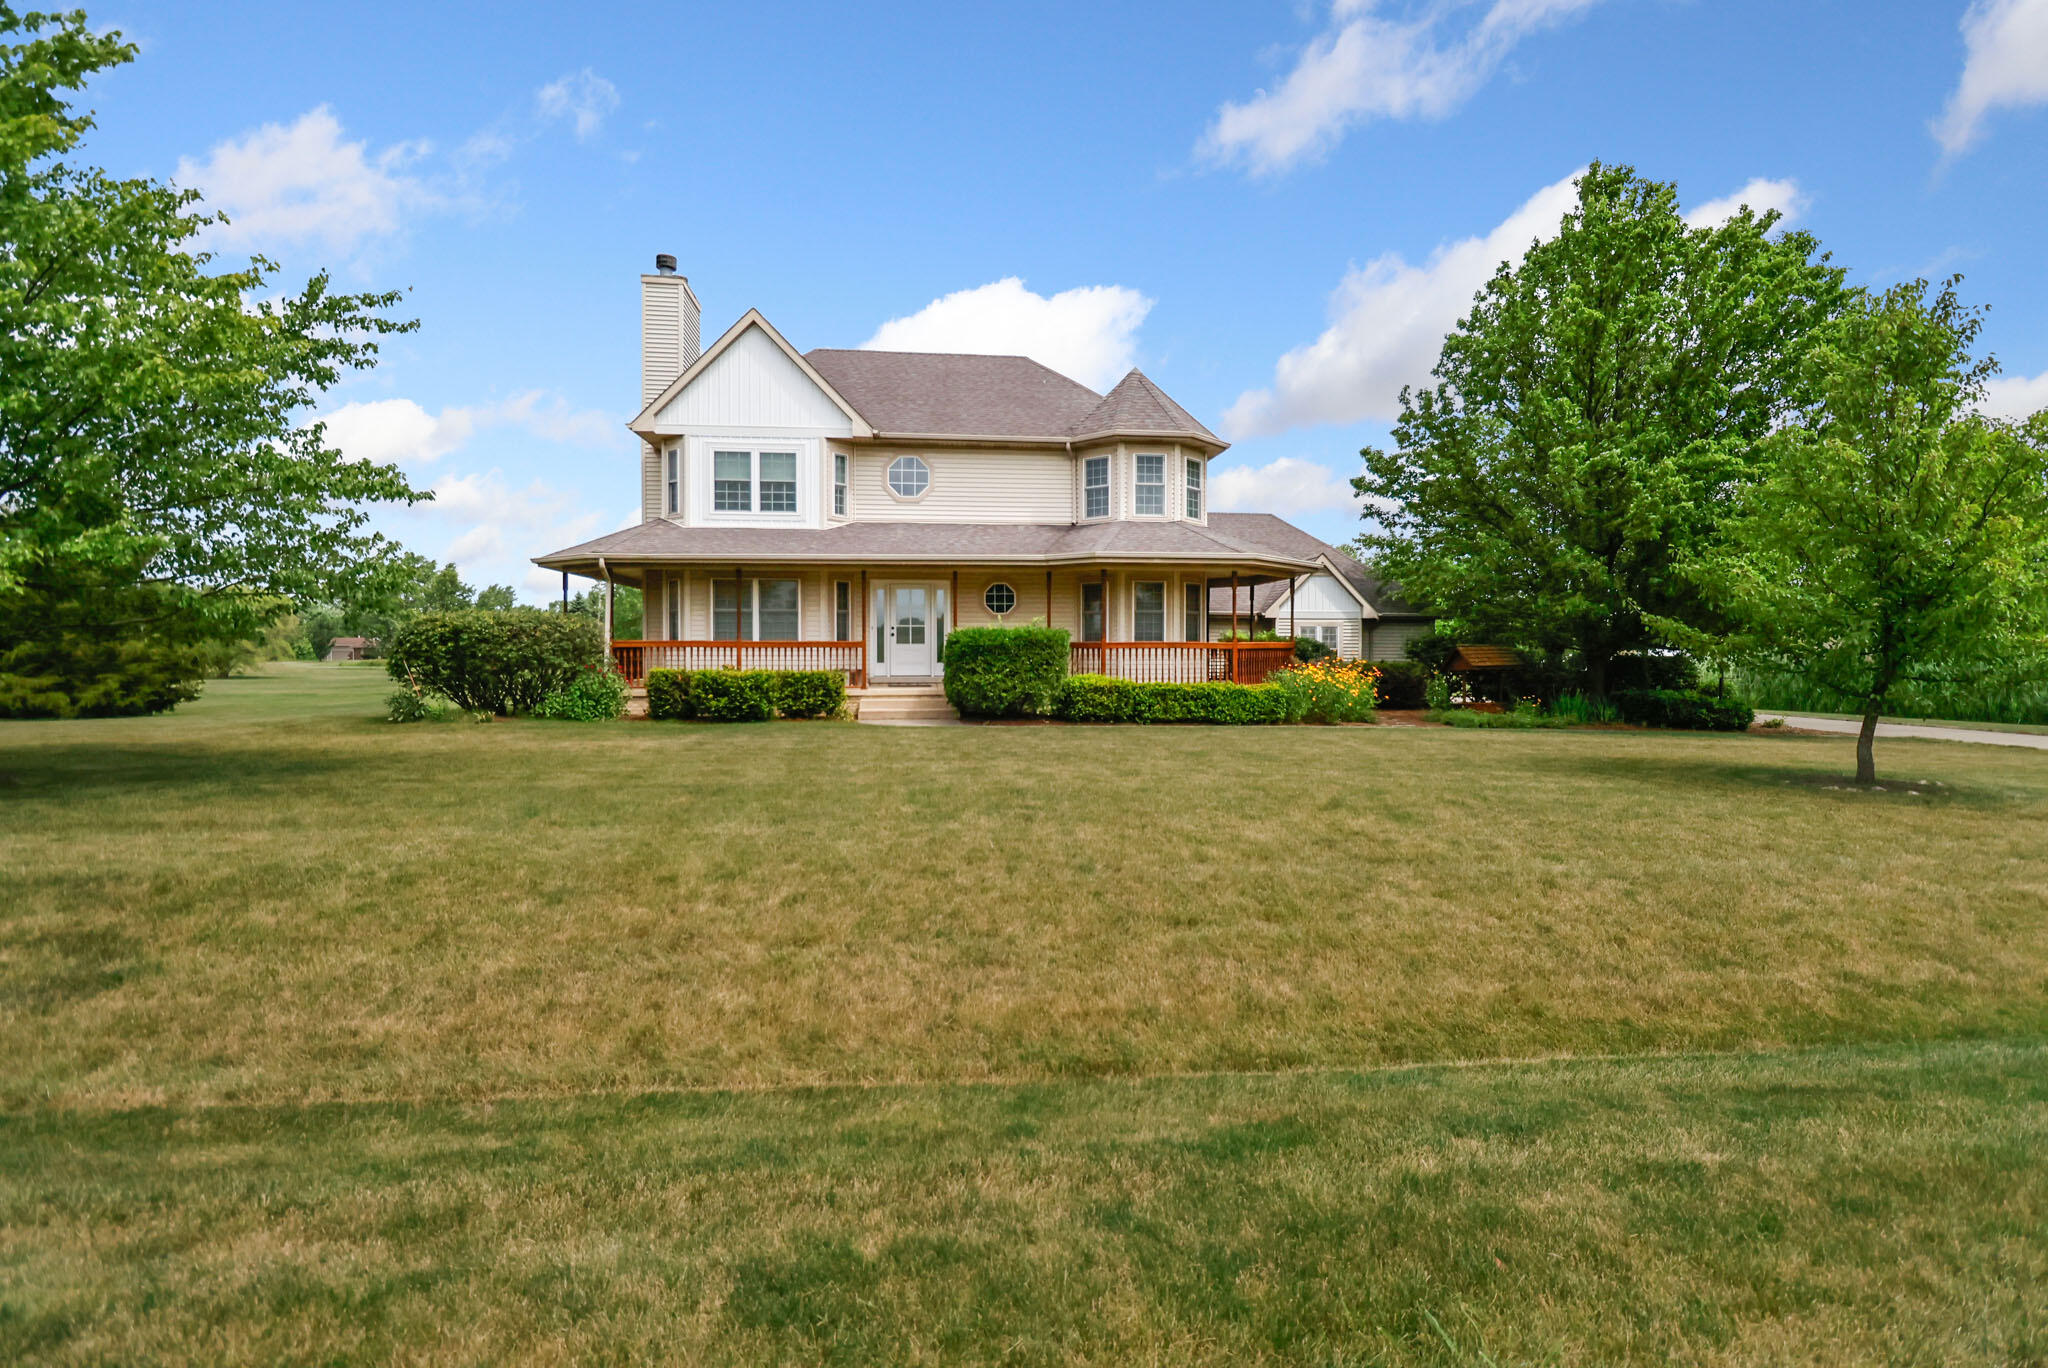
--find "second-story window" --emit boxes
[665,448,679,515]
[1084,455,1109,518]
[1135,454,1165,515]
[888,455,930,498]
[713,450,752,511]
[1185,457,1203,519]
[833,452,848,516]
[759,452,797,512]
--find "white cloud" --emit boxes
[1984,367,2048,420]
[861,277,1154,391]
[175,106,436,257]
[316,391,621,467]
[1224,168,1584,437]
[1932,0,2048,156]
[1211,456,1364,516]
[1202,0,1605,175]
[536,68,620,141]
[1684,177,1805,229]
[1225,169,1813,438]
[417,470,609,598]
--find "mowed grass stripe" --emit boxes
[3,664,2047,1110]
[3,1039,2043,1366]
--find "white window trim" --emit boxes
[983,581,1017,618]
[698,439,814,525]
[1082,455,1111,520]
[885,454,933,503]
[1183,580,1204,642]
[834,579,852,641]
[1134,453,1167,519]
[832,452,849,518]
[1185,456,1203,520]
[665,447,680,516]
[711,577,803,641]
[665,576,682,639]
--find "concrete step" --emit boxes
[856,693,962,723]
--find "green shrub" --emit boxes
[0,634,205,718]
[1424,674,1453,711]
[384,609,603,715]
[646,668,692,719]
[1431,704,1573,729]
[1607,653,1698,693]
[1404,633,1460,674]
[536,667,628,721]
[1055,674,1291,724]
[770,670,846,719]
[1292,635,1334,662]
[942,625,1069,717]
[691,669,777,722]
[384,672,448,723]
[1374,660,1430,709]
[1547,691,1620,725]
[1613,688,1754,732]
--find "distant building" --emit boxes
[324,636,377,661]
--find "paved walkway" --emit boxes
[1759,713,2048,751]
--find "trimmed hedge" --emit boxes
[1613,687,1755,732]
[646,668,691,719]
[385,609,603,715]
[1374,660,1430,709]
[772,670,846,719]
[690,669,777,722]
[942,625,1069,717]
[1056,674,1293,725]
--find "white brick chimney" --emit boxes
[641,254,702,405]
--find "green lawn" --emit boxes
[4,663,2046,1364]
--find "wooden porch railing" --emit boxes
[611,640,866,687]
[1068,641,1298,685]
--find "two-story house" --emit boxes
[534,257,1429,691]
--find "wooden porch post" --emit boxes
[599,557,613,657]
[1230,571,1241,682]
[1045,570,1053,629]
[859,569,869,688]
[1289,574,1299,642]
[1099,567,1109,675]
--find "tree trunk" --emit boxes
[1856,703,1879,785]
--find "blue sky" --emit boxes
[85,0,2048,597]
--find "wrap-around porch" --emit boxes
[596,563,1308,689]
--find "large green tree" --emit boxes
[1,6,423,709]
[1694,280,2048,784]
[1356,163,1848,696]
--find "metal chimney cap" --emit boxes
[653,253,677,275]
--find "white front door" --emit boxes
[887,585,934,677]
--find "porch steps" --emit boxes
[854,685,961,725]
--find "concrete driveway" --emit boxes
[1758,713,2048,751]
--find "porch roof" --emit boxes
[534,518,1318,578]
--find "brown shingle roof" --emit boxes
[1072,370,1220,445]
[535,517,1317,572]
[804,349,1105,441]
[1204,513,1429,619]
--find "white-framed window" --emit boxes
[1185,457,1202,519]
[888,455,930,498]
[759,452,797,513]
[983,581,1016,617]
[833,452,848,517]
[1184,582,1203,641]
[666,577,682,639]
[712,579,800,640]
[835,581,852,640]
[713,450,752,512]
[665,447,679,515]
[1083,455,1109,519]
[1133,581,1166,641]
[1300,624,1339,647]
[1081,580,1104,639]
[1135,454,1165,516]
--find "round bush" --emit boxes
[943,625,1069,717]
[384,609,603,715]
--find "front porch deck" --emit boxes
[608,639,1298,689]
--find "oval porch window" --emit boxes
[983,582,1016,616]
[887,455,930,498]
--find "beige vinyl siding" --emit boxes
[1364,619,1433,661]
[851,448,1075,522]
[1288,617,1363,658]
[641,443,662,523]
[641,281,682,405]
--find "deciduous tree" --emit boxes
[1695,280,2048,783]
[1356,163,1847,696]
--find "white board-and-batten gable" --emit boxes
[639,311,868,437]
